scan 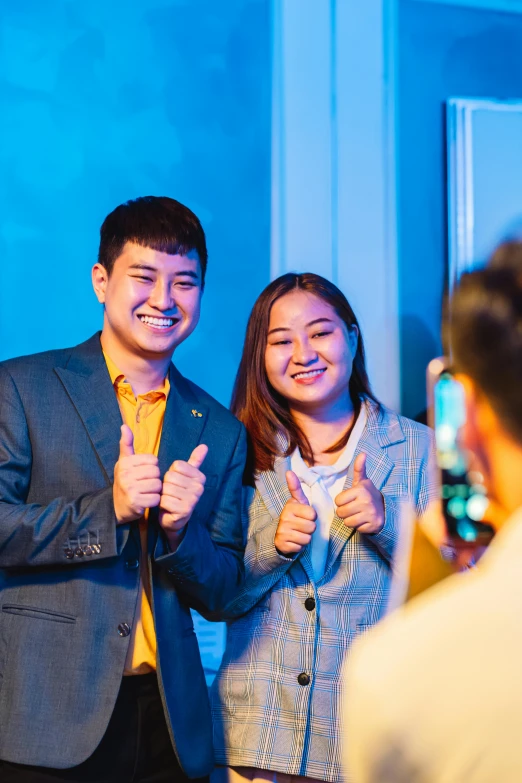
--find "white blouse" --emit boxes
[290,402,367,581]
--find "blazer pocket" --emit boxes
[383,483,408,497]
[2,604,77,624]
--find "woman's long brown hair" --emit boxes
[231,273,380,478]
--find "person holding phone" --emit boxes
[343,241,522,782]
[211,273,436,783]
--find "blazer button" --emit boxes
[304,597,316,611]
[298,672,310,686]
[117,623,131,637]
[125,559,139,570]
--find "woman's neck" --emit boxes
[290,396,356,466]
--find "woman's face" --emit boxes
[265,290,358,413]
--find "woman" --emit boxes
[211,273,436,783]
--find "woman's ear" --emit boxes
[92,263,108,304]
[349,324,359,356]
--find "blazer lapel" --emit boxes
[156,364,208,478]
[54,334,122,484]
[320,401,406,581]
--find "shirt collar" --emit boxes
[103,351,170,398]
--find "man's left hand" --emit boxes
[159,444,208,550]
[335,453,385,535]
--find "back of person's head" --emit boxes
[98,196,208,285]
[448,240,522,444]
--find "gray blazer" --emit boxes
[211,401,436,783]
[0,333,246,778]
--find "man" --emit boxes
[343,242,522,782]
[0,196,246,782]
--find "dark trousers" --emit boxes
[0,673,208,783]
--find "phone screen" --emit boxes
[430,362,494,543]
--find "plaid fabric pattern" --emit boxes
[211,401,437,782]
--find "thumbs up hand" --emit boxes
[159,444,209,547]
[274,471,317,556]
[113,425,162,524]
[334,453,385,535]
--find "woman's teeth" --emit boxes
[293,369,326,380]
[139,315,175,329]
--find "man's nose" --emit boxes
[148,280,175,311]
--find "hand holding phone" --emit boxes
[427,358,495,546]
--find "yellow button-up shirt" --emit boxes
[104,352,170,675]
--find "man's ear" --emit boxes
[457,373,497,483]
[92,263,109,304]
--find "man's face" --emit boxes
[92,242,202,361]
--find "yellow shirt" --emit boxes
[104,352,170,675]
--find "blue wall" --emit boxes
[0,0,270,406]
[398,0,522,418]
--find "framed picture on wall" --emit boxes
[447,97,522,290]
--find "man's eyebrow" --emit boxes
[128,263,158,272]
[267,317,334,336]
[174,270,200,279]
[128,264,199,279]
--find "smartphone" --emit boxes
[427,358,494,544]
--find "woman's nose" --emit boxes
[292,341,317,365]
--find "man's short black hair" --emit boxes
[98,196,208,285]
[448,240,522,443]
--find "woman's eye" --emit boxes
[271,339,291,346]
[312,331,331,338]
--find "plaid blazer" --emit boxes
[211,401,437,782]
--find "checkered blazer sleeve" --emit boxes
[216,488,297,620]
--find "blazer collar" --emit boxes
[254,399,404,582]
[53,333,208,484]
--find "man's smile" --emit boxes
[137,314,180,331]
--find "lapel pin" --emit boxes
[191,409,203,418]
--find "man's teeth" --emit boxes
[293,369,326,380]
[139,315,175,328]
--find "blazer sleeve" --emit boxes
[154,424,247,617]
[210,489,298,621]
[366,426,438,564]
[0,365,128,568]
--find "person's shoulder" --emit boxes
[367,399,434,446]
[350,565,492,689]
[0,344,77,381]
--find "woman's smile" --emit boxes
[292,367,327,384]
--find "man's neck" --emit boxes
[100,333,172,396]
[487,433,522,528]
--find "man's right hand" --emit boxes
[274,471,317,555]
[113,425,162,524]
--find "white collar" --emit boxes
[291,402,367,484]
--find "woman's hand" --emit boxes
[274,471,317,555]
[335,453,385,535]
